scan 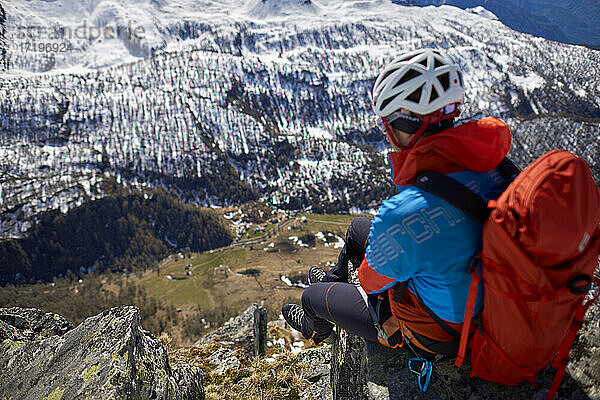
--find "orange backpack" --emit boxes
[416,150,600,399]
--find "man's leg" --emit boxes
[324,217,372,282]
[299,281,379,344]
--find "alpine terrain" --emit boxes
[1,0,599,240]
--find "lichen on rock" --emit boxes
[0,306,204,400]
[1,286,596,400]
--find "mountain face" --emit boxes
[1,0,600,239]
[0,2,6,72]
[394,0,600,48]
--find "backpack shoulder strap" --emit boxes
[496,157,520,179]
[546,276,600,400]
[412,158,519,346]
[414,171,488,224]
[414,158,519,224]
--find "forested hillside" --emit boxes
[0,186,232,284]
[2,0,599,240]
[0,2,6,71]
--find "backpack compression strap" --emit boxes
[455,261,480,368]
[392,281,461,341]
[546,276,600,400]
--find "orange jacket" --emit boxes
[358,117,512,342]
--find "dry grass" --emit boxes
[167,341,309,400]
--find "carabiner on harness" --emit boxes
[408,357,433,393]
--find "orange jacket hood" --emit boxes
[389,117,512,186]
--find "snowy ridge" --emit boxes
[1,0,600,238]
[466,6,499,20]
[4,0,508,71]
[244,0,321,19]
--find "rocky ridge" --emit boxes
[0,306,203,400]
[329,263,600,400]
[1,296,598,399]
[330,310,599,400]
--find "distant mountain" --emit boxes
[394,0,600,48]
[1,0,599,239]
[246,0,318,19]
[523,0,600,47]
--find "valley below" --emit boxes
[0,208,362,346]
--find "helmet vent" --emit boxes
[407,84,424,104]
[380,69,396,84]
[429,87,439,102]
[394,68,421,88]
[438,72,450,91]
[372,49,465,117]
[380,97,394,111]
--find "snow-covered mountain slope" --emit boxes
[1,0,599,238]
[0,2,6,72]
[4,0,325,72]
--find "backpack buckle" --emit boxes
[408,358,426,375]
[568,274,591,295]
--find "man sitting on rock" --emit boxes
[282,48,513,357]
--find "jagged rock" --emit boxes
[331,328,369,400]
[208,347,241,376]
[357,338,595,400]
[195,303,267,357]
[0,307,73,341]
[253,304,268,357]
[329,264,600,399]
[190,304,267,382]
[298,345,333,400]
[330,259,369,399]
[568,295,600,399]
[171,362,204,398]
[0,306,204,400]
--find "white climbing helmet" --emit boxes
[372,48,465,117]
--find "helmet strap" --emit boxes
[382,117,404,150]
[399,103,462,151]
[400,121,430,151]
